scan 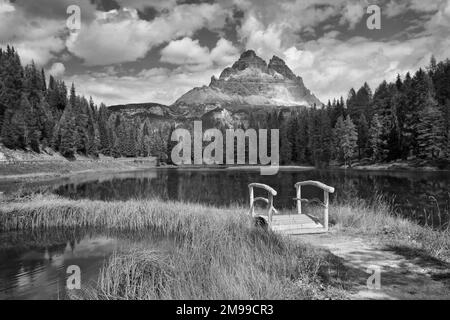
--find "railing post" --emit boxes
[268,193,273,228]
[296,185,302,214]
[324,190,329,232]
[249,185,254,216]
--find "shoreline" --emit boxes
[1,195,448,300]
[0,157,158,184]
[1,159,449,185]
[330,160,450,172]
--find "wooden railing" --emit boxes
[294,181,335,231]
[248,183,278,227]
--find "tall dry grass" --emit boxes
[0,195,344,300]
[4,194,448,299]
[327,196,450,262]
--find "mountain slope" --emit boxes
[108,50,322,126]
[174,50,322,110]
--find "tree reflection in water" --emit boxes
[48,168,450,228]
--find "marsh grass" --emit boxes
[3,194,448,299]
[0,195,346,300]
[327,196,450,262]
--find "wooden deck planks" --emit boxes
[269,214,326,235]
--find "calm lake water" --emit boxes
[0,229,174,300]
[1,167,450,226]
[1,167,449,299]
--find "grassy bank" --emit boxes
[326,198,450,262]
[0,157,157,183]
[1,195,449,299]
[0,195,346,299]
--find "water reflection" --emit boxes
[0,229,174,300]
[1,168,449,227]
[47,168,450,226]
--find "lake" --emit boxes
[0,229,175,300]
[1,167,449,299]
[1,167,449,227]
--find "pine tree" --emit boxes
[416,98,445,160]
[333,115,358,167]
[318,109,332,165]
[369,114,384,161]
[308,107,322,165]
[41,69,47,92]
[1,46,24,145]
[348,83,372,122]
[59,104,77,158]
[98,103,111,155]
[405,68,434,157]
[293,111,309,164]
[9,107,27,149]
[280,122,292,164]
[357,114,369,159]
[22,95,40,152]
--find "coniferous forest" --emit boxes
[0,46,170,160]
[268,56,450,168]
[1,46,450,168]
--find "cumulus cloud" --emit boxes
[13,0,97,21]
[47,62,66,77]
[210,38,241,66]
[161,37,210,66]
[115,0,177,11]
[2,0,449,108]
[0,0,14,14]
[0,3,66,65]
[238,14,284,60]
[230,0,450,103]
[161,37,239,71]
[67,3,231,66]
[65,0,450,105]
[340,2,365,29]
[67,65,225,106]
[66,9,152,66]
[282,33,443,103]
[236,0,370,59]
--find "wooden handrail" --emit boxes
[248,183,277,196]
[253,197,269,204]
[294,181,335,193]
[248,183,277,228]
[294,180,335,232]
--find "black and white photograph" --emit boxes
[0,0,449,304]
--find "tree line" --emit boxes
[1,46,449,168]
[0,46,171,160]
[266,56,450,167]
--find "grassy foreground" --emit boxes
[327,197,450,262]
[0,195,345,299]
[1,194,449,299]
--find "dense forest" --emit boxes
[267,56,450,168]
[0,46,170,160]
[1,46,450,168]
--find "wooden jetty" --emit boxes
[248,181,335,235]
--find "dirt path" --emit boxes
[296,233,450,300]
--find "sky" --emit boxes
[0,0,449,106]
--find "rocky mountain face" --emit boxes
[109,50,322,128]
[173,50,322,112]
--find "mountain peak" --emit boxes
[175,49,323,108]
[240,50,258,59]
[231,49,267,73]
[268,55,297,80]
